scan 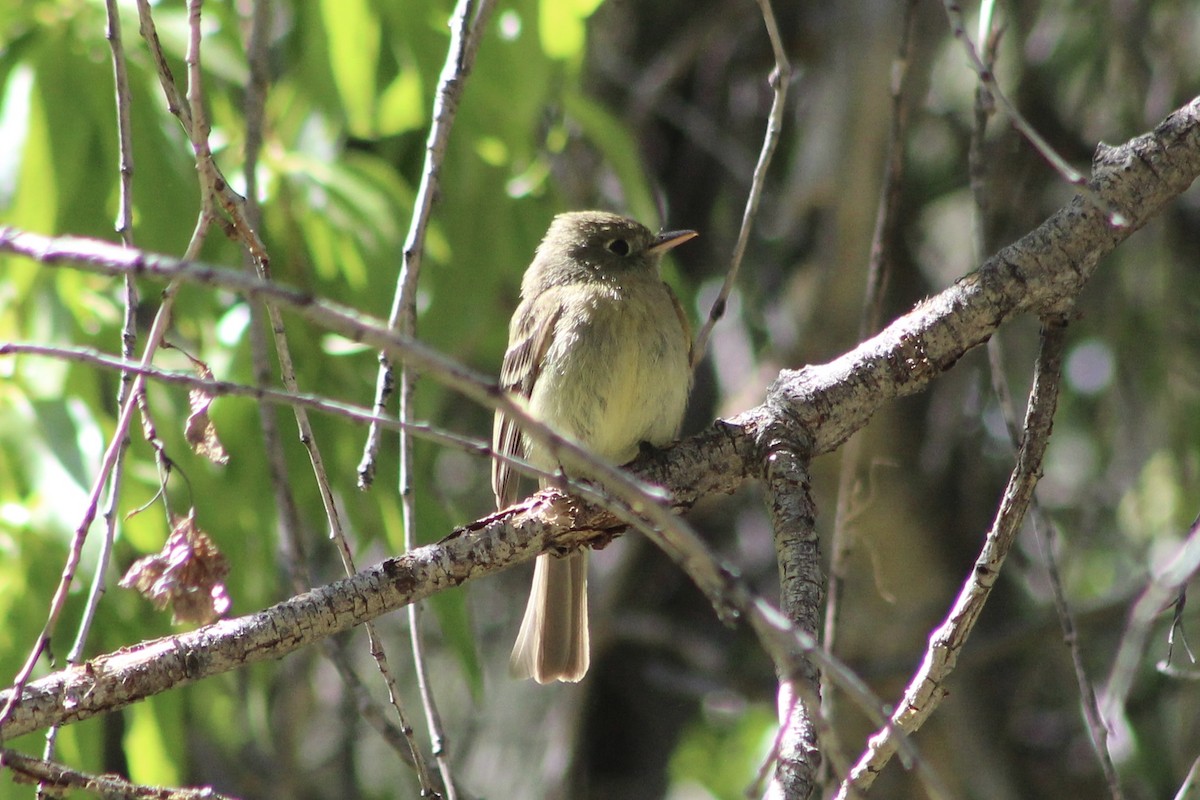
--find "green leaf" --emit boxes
[430,589,484,700]
[669,703,776,799]
[2,62,56,232]
[125,696,184,787]
[29,398,95,492]
[321,0,381,137]
[377,65,425,135]
[538,0,604,62]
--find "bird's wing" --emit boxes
[669,284,695,368]
[491,295,564,508]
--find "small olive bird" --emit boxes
[492,210,696,683]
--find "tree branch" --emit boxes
[836,313,1069,797]
[731,95,1198,462]
[763,431,822,798]
[0,94,1196,752]
[1,748,236,800]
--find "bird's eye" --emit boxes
[606,238,631,256]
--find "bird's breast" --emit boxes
[527,280,691,472]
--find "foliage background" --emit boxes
[1,0,1199,798]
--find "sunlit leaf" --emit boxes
[3,64,55,232]
[538,0,604,61]
[378,66,425,135]
[669,703,776,799]
[321,0,381,137]
[124,697,183,787]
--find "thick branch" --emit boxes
[0,494,602,740]
[2,99,1197,477]
[726,96,1199,460]
[763,429,822,799]
[0,95,1197,744]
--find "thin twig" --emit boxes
[860,0,919,343]
[399,3,495,794]
[938,0,1129,227]
[969,14,1123,793]
[133,0,267,263]
[39,0,142,782]
[357,0,497,489]
[689,0,790,367]
[236,3,433,779]
[193,0,436,788]
[1174,752,1200,800]
[837,315,1070,798]
[71,0,141,693]
[1103,513,1200,734]
[0,343,504,463]
[989,339,1124,798]
[238,0,308,587]
[3,748,238,800]
[356,3,495,792]
[1032,507,1124,798]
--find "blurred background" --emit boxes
[1,0,1199,798]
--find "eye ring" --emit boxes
[605,238,631,256]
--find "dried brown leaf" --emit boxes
[120,511,232,625]
[185,360,229,465]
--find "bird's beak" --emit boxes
[647,229,698,255]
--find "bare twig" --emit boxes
[0,343,497,462]
[1033,507,1125,799]
[236,3,435,780]
[3,748,238,800]
[938,0,1129,227]
[1174,753,1200,800]
[134,0,189,122]
[860,0,920,342]
[690,0,790,367]
[969,15,1122,793]
[357,0,497,489]
[989,340,1123,798]
[1103,513,1200,732]
[237,0,309,592]
[36,2,143,786]
[377,3,497,794]
[237,0,303,560]
[133,0,267,263]
[837,314,1069,797]
[217,0,435,784]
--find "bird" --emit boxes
[492,210,695,683]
